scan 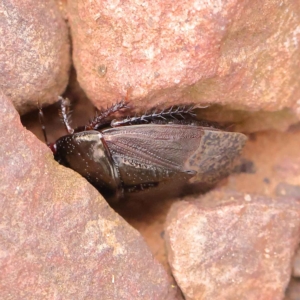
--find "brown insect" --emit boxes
[39,98,247,201]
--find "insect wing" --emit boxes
[185,129,247,184]
[103,124,204,189]
[103,124,247,190]
[103,124,247,189]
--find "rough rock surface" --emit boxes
[0,92,179,299]
[22,94,300,299]
[68,0,300,116]
[0,1,70,115]
[222,128,300,299]
[165,191,300,300]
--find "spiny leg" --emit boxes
[85,100,130,130]
[111,105,198,127]
[59,96,74,134]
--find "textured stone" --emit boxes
[0,92,178,299]
[226,129,300,287]
[0,0,70,114]
[165,190,300,300]
[68,0,300,117]
[22,93,300,291]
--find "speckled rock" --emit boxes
[0,1,70,114]
[165,190,300,300]
[0,92,178,299]
[68,0,300,117]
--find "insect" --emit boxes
[39,97,247,201]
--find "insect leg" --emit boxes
[37,101,49,146]
[111,105,198,127]
[85,100,130,130]
[59,96,74,134]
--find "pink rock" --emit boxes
[0,1,70,114]
[165,190,300,300]
[0,92,178,299]
[67,0,300,116]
